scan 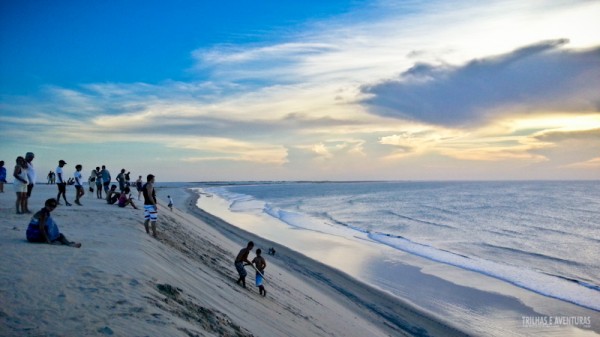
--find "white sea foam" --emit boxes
[369,233,600,311]
[204,182,600,312]
[267,201,600,311]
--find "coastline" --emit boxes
[181,187,468,337]
[0,183,468,337]
[189,183,600,337]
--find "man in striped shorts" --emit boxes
[143,174,158,237]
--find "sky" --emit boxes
[1,0,599,182]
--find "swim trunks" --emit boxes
[144,205,157,221]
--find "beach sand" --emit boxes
[0,184,467,337]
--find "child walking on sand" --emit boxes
[252,249,267,296]
[167,195,174,211]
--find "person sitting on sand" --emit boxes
[118,187,138,209]
[26,198,81,248]
[252,248,267,296]
[234,241,254,288]
[106,184,119,205]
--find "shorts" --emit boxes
[235,261,247,278]
[144,205,157,221]
[255,271,264,286]
[14,182,27,193]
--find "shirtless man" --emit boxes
[234,241,254,288]
[143,174,158,237]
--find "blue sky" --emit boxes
[1,0,599,181]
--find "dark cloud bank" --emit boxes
[362,40,600,126]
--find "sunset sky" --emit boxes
[1,0,599,181]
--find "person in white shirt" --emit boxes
[13,156,29,214]
[168,195,174,211]
[74,164,84,206]
[25,152,36,212]
[55,160,71,206]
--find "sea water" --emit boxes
[198,181,600,335]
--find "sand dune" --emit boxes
[0,184,465,336]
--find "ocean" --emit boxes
[195,181,600,336]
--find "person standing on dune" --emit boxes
[13,156,28,214]
[143,174,158,237]
[0,160,7,193]
[100,165,111,194]
[74,164,84,206]
[55,160,71,206]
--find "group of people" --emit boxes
[52,160,87,206]
[49,160,159,219]
[21,173,160,248]
[46,171,56,184]
[99,172,159,237]
[88,165,115,200]
[235,241,268,296]
[2,152,161,244]
[4,154,270,297]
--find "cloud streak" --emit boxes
[362,40,600,126]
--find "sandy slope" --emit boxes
[0,184,466,337]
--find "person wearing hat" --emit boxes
[56,160,71,206]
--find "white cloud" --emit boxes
[564,157,600,169]
[189,0,600,87]
[173,137,289,165]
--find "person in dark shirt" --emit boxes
[143,174,158,237]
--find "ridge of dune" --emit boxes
[0,184,466,337]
